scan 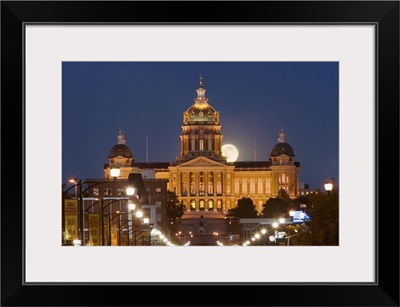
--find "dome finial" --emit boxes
[196,75,206,100]
[117,129,126,145]
[278,128,285,143]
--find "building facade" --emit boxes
[101,78,300,214]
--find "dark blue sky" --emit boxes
[62,62,338,190]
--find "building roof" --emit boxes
[108,144,134,159]
[108,130,134,159]
[270,128,295,157]
[270,142,295,157]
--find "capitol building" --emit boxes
[102,77,300,214]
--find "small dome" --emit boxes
[108,129,134,159]
[108,144,133,158]
[270,128,295,157]
[270,142,295,157]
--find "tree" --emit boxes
[261,196,290,218]
[225,198,258,234]
[288,191,339,245]
[227,197,259,219]
[166,190,185,236]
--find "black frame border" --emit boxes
[1,1,399,306]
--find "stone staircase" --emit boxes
[176,211,232,246]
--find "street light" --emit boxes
[272,222,279,245]
[324,182,333,194]
[64,167,121,246]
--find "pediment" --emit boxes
[178,156,225,167]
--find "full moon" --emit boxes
[222,144,239,162]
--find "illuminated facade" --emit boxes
[104,78,300,213]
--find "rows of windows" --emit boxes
[234,179,271,194]
[189,199,223,211]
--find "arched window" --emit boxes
[265,180,271,194]
[234,180,240,194]
[250,179,255,194]
[242,179,248,194]
[258,179,263,194]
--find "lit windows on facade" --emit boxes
[199,172,204,196]
[242,179,247,194]
[155,188,162,195]
[234,179,240,194]
[199,199,205,210]
[181,182,187,195]
[258,179,263,194]
[250,179,255,194]
[207,180,213,195]
[265,180,271,194]
[208,200,214,210]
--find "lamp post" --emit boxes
[64,167,120,246]
[324,181,333,195]
[260,228,267,245]
[272,222,278,245]
[63,178,82,245]
[323,180,334,245]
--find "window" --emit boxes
[250,179,255,194]
[199,172,204,195]
[116,188,125,196]
[155,188,162,195]
[216,181,222,195]
[181,182,187,195]
[103,188,112,196]
[234,179,240,194]
[266,180,271,194]
[258,179,263,194]
[199,139,204,150]
[155,201,161,208]
[146,187,150,195]
[207,180,213,194]
[93,188,99,196]
[242,179,247,194]
[199,200,205,210]
[190,200,196,210]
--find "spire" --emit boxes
[277,128,285,143]
[196,75,207,100]
[117,129,126,145]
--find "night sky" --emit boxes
[62,61,338,190]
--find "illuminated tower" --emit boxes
[269,128,299,197]
[176,77,226,163]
